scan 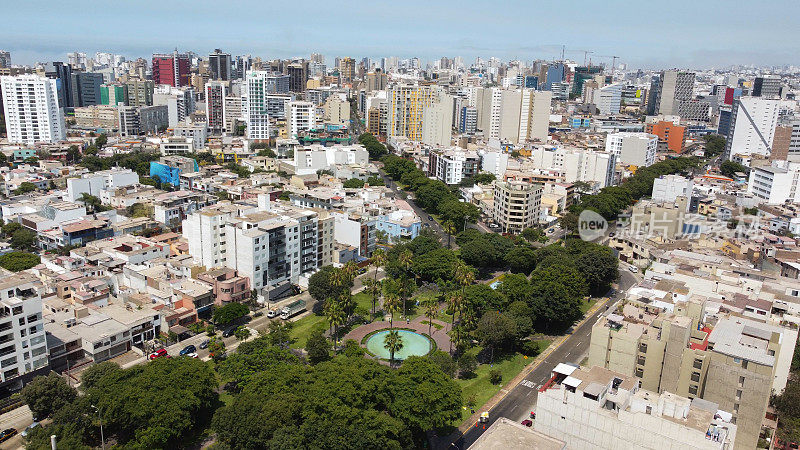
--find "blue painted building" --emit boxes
[375,211,421,242]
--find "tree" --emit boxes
[80,361,123,390]
[411,248,458,282]
[80,193,110,213]
[422,297,439,352]
[703,134,726,157]
[575,245,619,295]
[720,160,747,178]
[366,176,384,186]
[306,329,331,364]
[0,251,40,271]
[389,357,462,434]
[473,172,496,184]
[369,248,386,318]
[529,264,587,331]
[521,227,547,243]
[213,302,249,326]
[505,246,537,274]
[383,330,404,367]
[126,202,153,218]
[383,291,401,329]
[208,336,227,360]
[475,311,518,357]
[266,321,294,348]
[343,178,365,189]
[235,326,252,341]
[1,221,22,237]
[94,133,108,148]
[489,369,502,384]
[66,145,82,164]
[427,350,456,377]
[308,266,352,302]
[323,298,346,345]
[21,373,77,419]
[13,181,37,195]
[559,212,579,234]
[10,229,36,250]
[457,352,478,378]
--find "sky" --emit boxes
[2,0,799,69]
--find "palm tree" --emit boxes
[383,330,404,367]
[452,261,475,352]
[398,249,413,317]
[327,300,346,347]
[371,248,386,283]
[443,220,457,249]
[364,278,382,321]
[447,292,463,354]
[342,260,359,283]
[384,291,401,329]
[422,297,439,352]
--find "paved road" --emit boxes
[450,292,623,449]
[379,170,450,244]
[0,405,32,449]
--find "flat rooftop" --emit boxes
[468,417,566,450]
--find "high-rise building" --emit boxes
[0,51,10,69]
[367,107,381,136]
[723,96,780,161]
[208,49,231,81]
[421,96,454,146]
[593,83,622,115]
[0,273,50,393]
[152,51,190,87]
[473,87,551,144]
[543,62,565,91]
[310,53,325,64]
[42,61,73,108]
[205,81,228,135]
[650,70,695,116]
[287,63,308,92]
[571,66,603,96]
[1,75,67,144]
[70,72,104,107]
[606,132,657,167]
[262,73,289,94]
[100,83,128,106]
[752,76,781,98]
[529,147,616,188]
[459,106,477,134]
[287,101,316,137]
[153,85,195,127]
[493,180,542,233]
[233,55,251,80]
[646,120,687,153]
[387,84,449,142]
[366,69,388,92]
[339,57,356,84]
[244,71,275,140]
[428,148,480,185]
[747,160,800,204]
[125,79,154,107]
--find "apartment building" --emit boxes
[125,79,154,107]
[197,268,251,305]
[243,71,274,141]
[205,81,228,135]
[588,303,795,450]
[649,70,695,116]
[333,211,375,257]
[493,180,542,233]
[724,97,780,161]
[606,132,658,167]
[652,175,693,206]
[0,273,48,393]
[428,148,480,185]
[66,168,139,202]
[1,75,67,145]
[646,120,687,153]
[529,146,616,189]
[387,84,451,143]
[535,364,737,449]
[287,101,316,137]
[747,160,800,204]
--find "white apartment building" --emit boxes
[476,87,552,145]
[529,147,617,188]
[478,150,509,179]
[428,148,480,185]
[594,83,622,115]
[652,175,694,208]
[244,71,273,140]
[282,144,369,176]
[1,75,66,145]
[66,168,140,202]
[173,122,208,150]
[0,273,48,391]
[493,180,542,233]
[153,85,195,127]
[535,364,737,450]
[724,97,780,161]
[747,160,800,204]
[421,98,454,146]
[288,101,316,138]
[606,132,658,167]
[182,203,256,269]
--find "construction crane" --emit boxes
[596,54,621,79]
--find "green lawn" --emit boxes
[289,313,328,349]
[456,348,532,421]
[580,297,599,315]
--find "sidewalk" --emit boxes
[457,295,611,433]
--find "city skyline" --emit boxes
[3,0,799,69]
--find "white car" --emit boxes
[186,352,199,359]
[628,265,639,273]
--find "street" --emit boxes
[448,283,634,449]
[380,170,450,244]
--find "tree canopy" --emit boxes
[212,302,250,326]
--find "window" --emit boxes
[689,385,698,395]
[739,376,745,387]
[693,358,703,369]
[691,372,701,382]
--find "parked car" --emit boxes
[521,419,533,427]
[628,265,639,273]
[0,428,18,442]
[428,215,433,221]
[149,348,168,360]
[199,339,210,349]
[21,422,39,437]
[179,345,196,356]
[266,308,280,318]
[222,327,236,338]
[186,352,199,359]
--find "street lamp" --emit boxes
[91,405,105,450]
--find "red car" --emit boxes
[149,348,168,360]
[521,419,533,427]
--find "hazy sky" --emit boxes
[2,0,798,69]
